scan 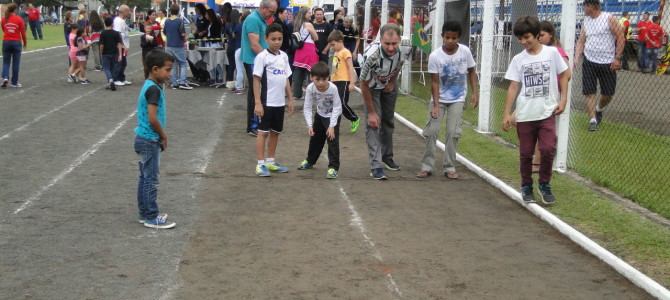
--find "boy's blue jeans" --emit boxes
[134,136,160,220]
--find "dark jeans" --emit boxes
[306,114,341,170]
[115,54,127,82]
[134,136,161,220]
[226,47,236,81]
[334,81,358,122]
[29,20,43,40]
[101,54,119,82]
[517,115,557,186]
[244,63,258,132]
[2,40,22,85]
[292,67,309,99]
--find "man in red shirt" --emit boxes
[644,16,665,73]
[26,4,43,40]
[636,12,650,70]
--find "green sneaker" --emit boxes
[266,162,289,173]
[351,118,360,133]
[326,168,338,179]
[297,160,313,170]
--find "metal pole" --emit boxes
[477,0,495,133]
[555,0,578,173]
[400,0,413,93]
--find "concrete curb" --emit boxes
[393,112,670,300]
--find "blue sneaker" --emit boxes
[521,185,535,203]
[297,160,313,170]
[370,168,387,180]
[256,164,271,177]
[266,162,289,173]
[143,214,176,229]
[538,183,556,205]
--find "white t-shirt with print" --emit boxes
[504,45,568,122]
[427,44,476,103]
[253,49,292,107]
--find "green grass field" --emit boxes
[409,77,670,220]
[394,91,670,287]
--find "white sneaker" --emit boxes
[123,80,132,85]
[114,81,125,86]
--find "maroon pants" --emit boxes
[516,115,557,186]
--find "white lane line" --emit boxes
[158,93,227,300]
[336,182,403,299]
[13,111,136,214]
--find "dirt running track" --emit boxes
[0,39,651,299]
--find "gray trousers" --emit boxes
[420,101,464,173]
[364,88,397,169]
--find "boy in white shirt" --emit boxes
[416,21,478,180]
[253,24,294,177]
[298,62,343,179]
[502,16,571,204]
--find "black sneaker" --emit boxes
[538,183,556,205]
[382,159,400,171]
[521,185,535,203]
[595,110,603,124]
[370,168,388,180]
[588,121,598,132]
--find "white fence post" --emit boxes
[555,0,577,173]
[400,0,412,94]
[477,0,495,133]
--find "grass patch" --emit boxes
[410,78,670,220]
[22,24,68,51]
[395,93,670,287]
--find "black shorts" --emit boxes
[582,59,617,96]
[257,106,285,133]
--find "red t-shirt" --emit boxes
[2,14,27,45]
[637,20,650,42]
[27,8,40,21]
[645,23,664,49]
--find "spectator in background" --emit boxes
[312,8,332,63]
[574,0,625,132]
[636,12,650,70]
[26,4,42,40]
[619,11,632,70]
[644,16,664,74]
[291,7,319,100]
[89,11,104,71]
[2,3,28,88]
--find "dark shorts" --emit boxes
[257,106,285,133]
[582,59,617,96]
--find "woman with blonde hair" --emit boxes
[291,7,319,99]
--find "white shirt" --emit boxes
[303,82,342,128]
[113,16,130,48]
[427,44,476,103]
[253,49,292,107]
[584,12,616,64]
[504,45,568,122]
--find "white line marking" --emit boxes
[13,111,136,214]
[336,182,403,298]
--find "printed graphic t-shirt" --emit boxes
[331,48,353,82]
[504,45,568,122]
[427,44,476,103]
[253,49,292,107]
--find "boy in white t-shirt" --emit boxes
[417,21,478,180]
[253,24,294,177]
[298,62,343,179]
[502,16,571,204]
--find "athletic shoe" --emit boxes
[595,111,603,125]
[351,118,360,133]
[178,83,193,90]
[538,183,556,205]
[79,79,91,85]
[521,185,535,203]
[370,168,387,180]
[588,121,598,132]
[143,214,176,229]
[9,83,22,88]
[123,80,133,85]
[256,164,271,177]
[1,79,6,88]
[297,160,313,170]
[326,168,338,179]
[114,81,125,86]
[383,159,400,171]
[247,129,258,137]
[266,162,289,173]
